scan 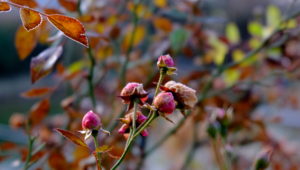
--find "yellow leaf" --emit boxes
[226,22,240,44]
[210,37,228,65]
[122,25,145,51]
[9,0,38,8]
[154,0,167,8]
[232,49,244,63]
[223,69,240,87]
[15,26,37,60]
[0,2,11,12]
[47,14,88,47]
[154,17,172,32]
[20,8,42,31]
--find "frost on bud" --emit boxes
[254,147,273,170]
[118,111,149,137]
[163,81,198,110]
[82,110,101,130]
[157,54,175,68]
[120,82,148,110]
[153,92,176,114]
[157,54,176,75]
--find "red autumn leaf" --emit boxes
[58,0,77,12]
[56,129,89,149]
[19,8,42,31]
[0,2,11,12]
[30,46,63,83]
[29,99,50,125]
[21,87,53,98]
[15,26,37,60]
[47,14,88,47]
[9,0,38,8]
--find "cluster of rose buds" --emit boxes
[206,107,233,138]
[117,54,198,137]
[118,111,149,138]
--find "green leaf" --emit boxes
[170,28,189,52]
[223,69,240,87]
[267,5,281,28]
[226,22,240,44]
[210,37,228,65]
[248,21,263,37]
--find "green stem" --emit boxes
[87,47,96,108]
[92,130,102,169]
[24,122,34,170]
[132,101,138,132]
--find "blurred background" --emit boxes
[1,0,300,169]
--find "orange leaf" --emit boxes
[29,99,50,125]
[47,14,88,47]
[58,0,77,12]
[154,17,173,32]
[30,46,63,83]
[44,8,61,14]
[15,26,37,60]
[19,8,42,31]
[21,87,53,98]
[9,0,38,8]
[0,2,11,12]
[48,150,69,169]
[56,129,89,149]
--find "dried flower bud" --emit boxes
[163,81,197,109]
[157,54,175,68]
[153,92,176,114]
[82,110,101,130]
[118,111,149,137]
[120,83,148,110]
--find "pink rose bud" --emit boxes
[82,110,101,130]
[157,54,175,68]
[153,92,176,114]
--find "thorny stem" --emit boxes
[112,68,166,170]
[87,47,96,108]
[92,130,102,170]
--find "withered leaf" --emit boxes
[21,87,53,98]
[9,0,38,8]
[47,14,88,47]
[15,26,37,60]
[20,8,42,31]
[56,129,89,149]
[29,99,50,125]
[0,2,11,12]
[30,46,63,83]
